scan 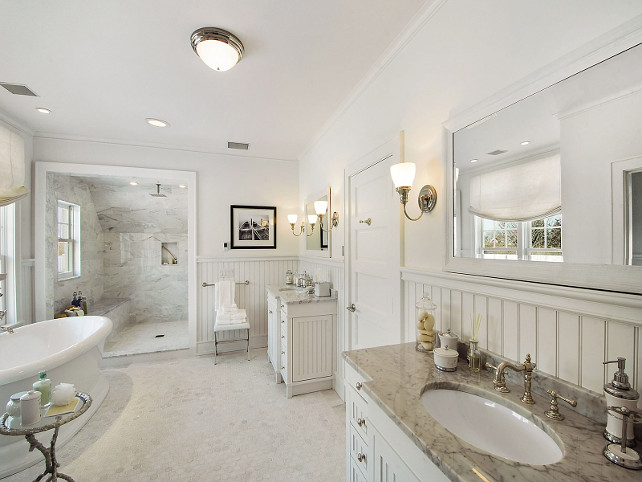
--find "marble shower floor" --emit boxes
[9,349,346,481]
[103,319,189,357]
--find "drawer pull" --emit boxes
[357,453,366,463]
[355,382,362,390]
[356,418,366,427]
[359,218,372,226]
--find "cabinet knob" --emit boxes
[355,382,362,390]
[347,304,356,312]
[281,335,285,339]
[357,453,366,463]
[281,351,285,355]
[269,310,273,314]
[357,418,366,427]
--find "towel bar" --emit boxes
[202,280,250,288]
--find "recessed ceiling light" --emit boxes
[129,181,139,186]
[178,184,187,189]
[36,107,51,114]
[521,141,530,146]
[470,159,479,163]
[146,118,169,128]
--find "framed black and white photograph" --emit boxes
[230,205,276,249]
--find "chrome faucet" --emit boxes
[486,354,537,404]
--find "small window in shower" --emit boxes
[161,242,178,265]
[57,200,81,280]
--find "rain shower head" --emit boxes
[150,183,167,198]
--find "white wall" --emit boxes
[33,137,299,259]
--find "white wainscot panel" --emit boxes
[401,269,642,397]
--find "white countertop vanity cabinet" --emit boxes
[266,286,337,398]
[266,290,282,383]
[344,362,448,482]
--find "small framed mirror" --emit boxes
[305,188,331,257]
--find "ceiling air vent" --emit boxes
[487,149,507,156]
[0,83,38,96]
[227,141,249,150]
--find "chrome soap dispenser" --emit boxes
[603,357,639,447]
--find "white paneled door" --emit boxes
[346,140,401,349]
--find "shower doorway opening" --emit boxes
[34,162,197,357]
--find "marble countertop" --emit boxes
[344,343,637,482]
[266,285,337,305]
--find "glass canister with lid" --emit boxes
[415,295,437,352]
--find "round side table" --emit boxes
[0,392,92,482]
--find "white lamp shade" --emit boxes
[314,200,328,215]
[307,214,318,225]
[196,39,241,71]
[287,214,298,224]
[390,162,416,188]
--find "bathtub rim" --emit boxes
[0,316,113,386]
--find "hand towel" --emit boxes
[214,280,235,312]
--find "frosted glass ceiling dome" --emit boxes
[191,27,244,72]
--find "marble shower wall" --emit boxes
[46,173,104,317]
[103,232,188,323]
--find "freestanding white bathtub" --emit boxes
[0,316,112,478]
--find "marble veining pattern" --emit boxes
[345,343,639,482]
[46,173,105,317]
[103,232,188,323]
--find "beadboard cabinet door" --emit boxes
[291,314,334,382]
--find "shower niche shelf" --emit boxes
[161,242,178,265]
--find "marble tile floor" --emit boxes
[9,349,346,481]
[103,319,189,357]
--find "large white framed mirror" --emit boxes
[444,31,642,294]
[305,187,332,257]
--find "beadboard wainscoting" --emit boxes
[197,257,298,355]
[402,269,642,402]
[299,257,346,392]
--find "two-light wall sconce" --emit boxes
[390,162,437,221]
[288,200,339,237]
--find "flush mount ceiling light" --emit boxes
[146,118,169,128]
[521,140,530,146]
[191,27,244,71]
[36,107,51,114]
[129,181,139,186]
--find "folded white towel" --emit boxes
[216,309,247,324]
[221,303,238,314]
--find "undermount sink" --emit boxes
[421,388,562,465]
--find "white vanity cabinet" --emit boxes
[266,286,337,398]
[344,363,448,482]
[280,299,337,398]
[266,290,282,383]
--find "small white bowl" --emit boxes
[434,347,459,372]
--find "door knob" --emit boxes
[359,218,372,225]
[347,304,356,312]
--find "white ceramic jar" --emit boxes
[5,391,28,418]
[433,347,459,372]
[19,390,42,426]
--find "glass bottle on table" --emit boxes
[415,295,437,352]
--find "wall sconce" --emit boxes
[288,214,317,236]
[313,200,339,232]
[390,162,437,221]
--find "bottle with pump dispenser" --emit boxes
[603,357,639,447]
[33,371,51,407]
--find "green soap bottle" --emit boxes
[33,371,51,407]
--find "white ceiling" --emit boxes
[0,0,430,161]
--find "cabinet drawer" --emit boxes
[349,458,369,482]
[345,362,370,403]
[346,386,368,440]
[349,424,370,477]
